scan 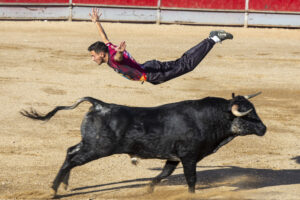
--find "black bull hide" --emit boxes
[20,92,266,196]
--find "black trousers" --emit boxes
[142,38,215,85]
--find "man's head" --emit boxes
[88,41,109,65]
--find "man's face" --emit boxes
[90,50,105,65]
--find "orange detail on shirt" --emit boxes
[140,73,147,81]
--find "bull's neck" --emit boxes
[212,135,235,153]
[210,127,236,154]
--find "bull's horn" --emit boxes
[231,105,252,117]
[244,92,262,99]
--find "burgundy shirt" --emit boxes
[106,42,146,81]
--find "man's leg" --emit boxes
[145,30,233,84]
[145,38,214,84]
[169,38,215,72]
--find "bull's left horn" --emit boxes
[231,105,252,117]
[244,92,262,99]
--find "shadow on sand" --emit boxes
[292,156,300,164]
[54,157,300,199]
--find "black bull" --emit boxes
[21,92,266,196]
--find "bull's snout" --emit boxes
[256,123,267,136]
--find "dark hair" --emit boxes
[88,41,108,53]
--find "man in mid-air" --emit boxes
[88,8,233,85]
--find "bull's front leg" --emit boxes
[148,160,179,193]
[181,157,197,193]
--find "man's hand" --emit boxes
[114,41,126,62]
[89,8,101,23]
[89,8,109,44]
[115,41,126,53]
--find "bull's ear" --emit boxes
[232,93,235,98]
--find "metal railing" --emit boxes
[0,0,299,27]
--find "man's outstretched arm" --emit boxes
[89,8,109,44]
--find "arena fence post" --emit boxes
[156,0,161,25]
[68,0,72,21]
[244,0,249,28]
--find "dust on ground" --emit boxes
[0,21,299,199]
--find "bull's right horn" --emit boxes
[231,105,252,117]
[244,92,262,99]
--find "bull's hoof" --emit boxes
[188,187,195,193]
[147,184,155,193]
[50,188,57,198]
[131,157,139,165]
[62,183,69,191]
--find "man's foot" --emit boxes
[209,30,233,42]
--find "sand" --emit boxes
[0,21,299,199]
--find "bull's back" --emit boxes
[115,99,226,159]
[88,98,229,159]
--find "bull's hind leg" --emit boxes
[62,171,70,190]
[58,143,82,191]
[148,160,179,193]
[51,142,103,197]
[51,143,81,195]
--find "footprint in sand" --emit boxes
[41,87,67,95]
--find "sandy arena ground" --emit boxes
[0,21,299,199]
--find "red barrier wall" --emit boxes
[1,0,300,12]
[161,0,245,10]
[249,0,300,12]
[73,0,157,6]
[0,0,68,3]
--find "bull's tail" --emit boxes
[20,97,99,121]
